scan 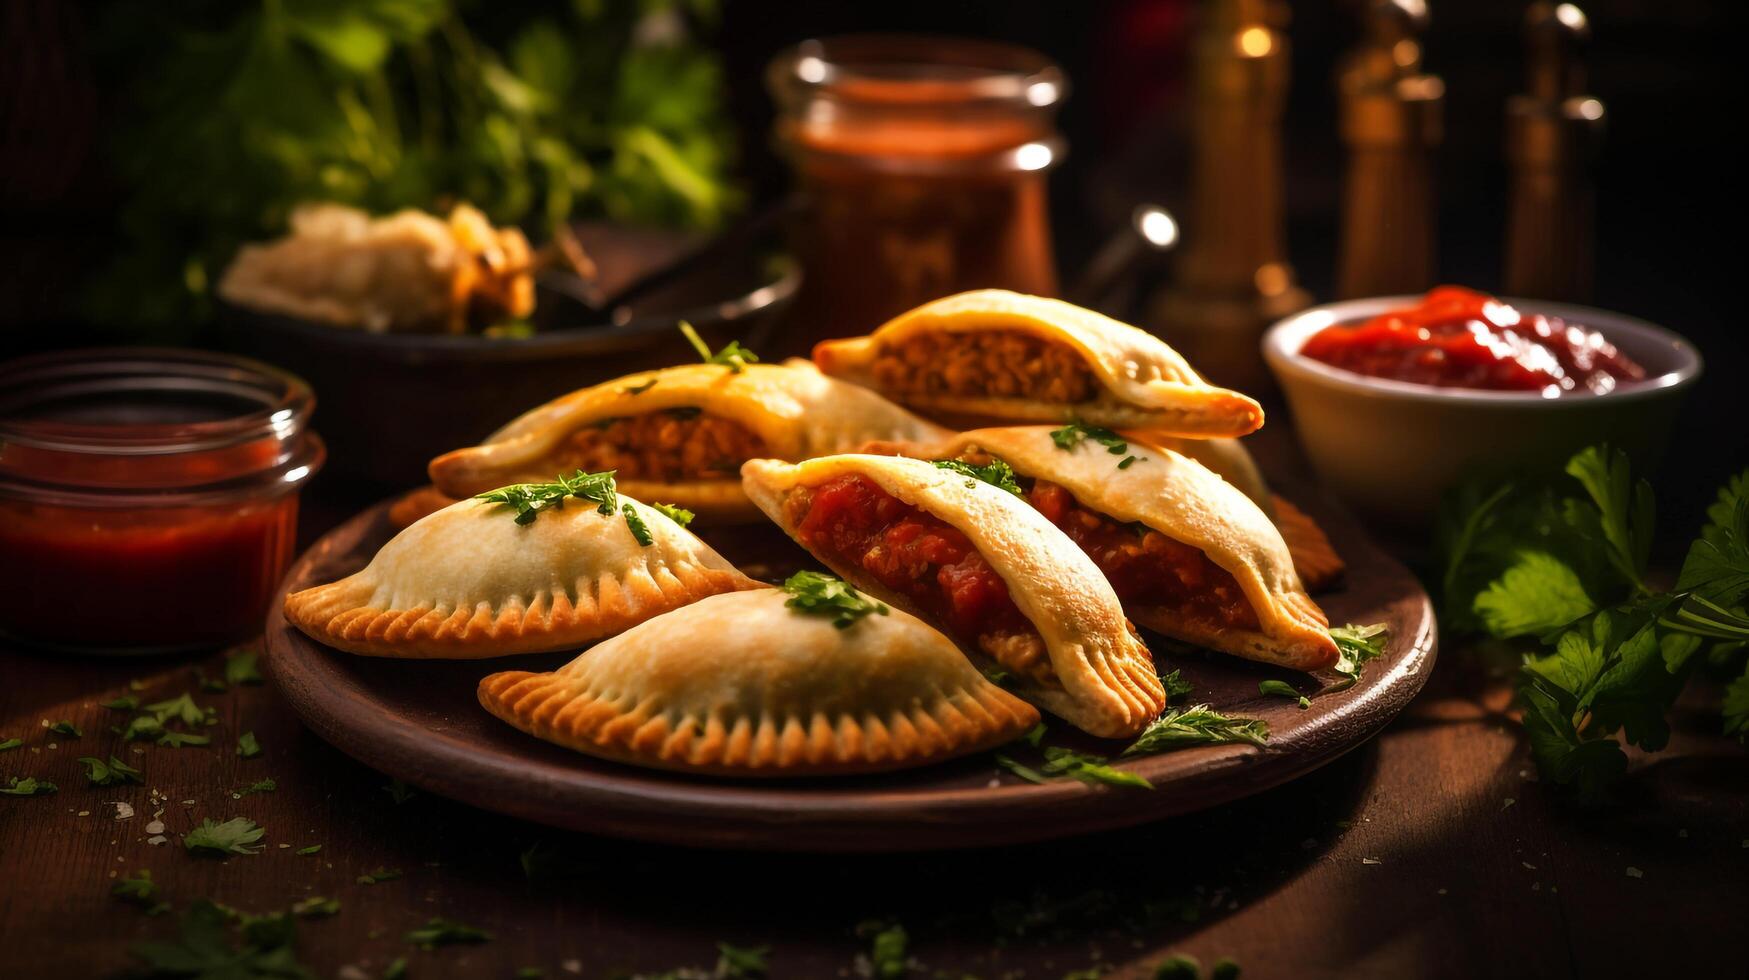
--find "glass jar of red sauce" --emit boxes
[0,349,323,654]
[768,35,1066,346]
[1298,285,1646,395]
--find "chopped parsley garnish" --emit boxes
[225,650,264,686]
[1154,953,1202,980]
[102,695,139,711]
[120,716,164,742]
[476,469,618,525]
[158,730,211,748]
[715,942,771,978]
[1331,623,1390,690]
[0,738,20,751]
[405,917,491,950]
[46,719,82,738]
[80,755,145,786]
[145,692,208,727]
[357,867,403,885]
[1122,704,1270,756]
[1050,420,1148,469]
[233,778,276,798]
[622,377,659,395]
[383,779,415,804]
[651,501,696,528]
[980,665,1014,688]
[194,666,227,692]
[1,776,56,796]
[130,899,309,978]
[183,816,265,856]
[623,502,654,546]
[236,731,262,758]
[679,319,758,373]
[111,870,165,914]
[780,571,889,629]
[856,920,908,980]
[1258,679,1304,707]
[290,895,339,919]
[933,457,1026,496]
[1160,669,1194,702]
[998,747,1152,790]
[296,844,321,856]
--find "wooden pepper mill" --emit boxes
[1148,0,1308,392]
[1504,2,1604,302]
[1335,0,1444,299]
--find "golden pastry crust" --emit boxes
[872,427,1338,671]
[1271,495,1346,593]
[285,494,759,659]
[387,485,461,529]
[813,290,1263,437]
[742,454,1166,739]
[478,589,1041,776]
[428,360,948,522]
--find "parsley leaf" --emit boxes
[129,899,310,979]
[183,817,266,856]
[1123,704,1269,756]
[1675,468,1749,606]
[102,695,140,711]
[679,319,759,373]
[1160,669,1194,702]
[80,755,145,786]
[1331,623,1390,689]
[933,457,1025,496]
[1049,420,1147,469]
[405,917,491,950]
[856,920,908,980]
[651,502,695,527]
[237,731,262,758]
[290,896,339,919]
[476,470,618,525]
[1259,679,1309,708]
[356,867,402,885]
[144,692,207,727]
[296,844,322,856]
[0,776,56,796]
[623,502,654,546]
[225,649,265,686]
[0,738,19,752]
[1565,445,1655,593]
[1472,551,1595,637]
[780,571,889,629]
[158,730,211,748]
[120,715,165,742]
[715,942,770,978]
[233,778,277,798]
[46,720,82,738]
[111,870,165,914]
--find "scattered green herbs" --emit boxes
[357,867,403,885]
[384,957,408,980]
[856,920,908,980]
[102,695,139,711]
[715,942,770,978]
[290,896,339,919]
[477,469,618,525]
[237,732,263,758]
[296,844,322,856]
[980,665,1014,688]
[80,755,145,786]
[1154,953,1202,980]
[652,502,696,528]
[129,898,311,979]
[1161,669,1194,702]
[1050,421,1147,470]
[1331,623,1390,690]
[1,776,56,796]
[1041,747,1153,789]
[780,571,889,629]
[194,666,228,693]
[1123,705,1270,756]
[46,720,82,739]
[0,738,20,752]
[680,320,759,373]
[158,731,212,749]
[933,457,1026,496]
[226,650,265,686]
[1438,446,1749,801]
[111,870,167,915]
[234,778,277,799]
[184,817,266,857]
[1258,679,1308,709]
[623,502,655,546]
[405,917,491,950]
[145,693,208,727]
[384,779,416,805]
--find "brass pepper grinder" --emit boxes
[1335,0,1444,299]
[1504,2,1604,302]
[1148,0,1308,392]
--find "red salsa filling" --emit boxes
[1299,286,1646,394]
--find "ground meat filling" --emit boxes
[869,330,1098,404]
[1027,480,1260,632]
[785,474,1056,686]
[556,409,768,483]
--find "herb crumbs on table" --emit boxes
[236,732,262,758]
[357,867,402,885]
[183,817,265,856]
[405,917,491,949]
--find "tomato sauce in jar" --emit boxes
[0,349,323,653]
[1299,286,1646,394]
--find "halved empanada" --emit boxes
[813,290,1263,437]
[478,588,1040,776]
[285,489,759,658]
[742,454,1165,738]
[1146,436,1346,591]
[867,427,1338,671]
[428,360,948,523]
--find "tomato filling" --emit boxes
[555,409,768,482]
[1025,480,1258,632]
[785,474,1054,684]
[869,330,1097,403]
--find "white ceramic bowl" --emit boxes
[1262,296,1703,527]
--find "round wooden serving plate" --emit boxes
[264,498,1436,852]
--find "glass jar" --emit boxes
[768,35,1067,346]
[0,349,324,654]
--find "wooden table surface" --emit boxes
[3,490,1744,979]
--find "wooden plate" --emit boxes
[264,498,1436,851]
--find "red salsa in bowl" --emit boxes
[1298,286,1646,395]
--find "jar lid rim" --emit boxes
[770,34,1067,108]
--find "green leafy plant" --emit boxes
[1438,446,1749,802]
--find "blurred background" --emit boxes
[2,0,1742,532]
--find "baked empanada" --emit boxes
[813,290,1263,437]
[864,427,1338,671]
[742,454,1165,738]
[285,480,758,658]
[478,586,1040,776]
[429,360,948,522]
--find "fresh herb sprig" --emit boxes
[183,817,266,857]
[1330,623,1390,690]
[1123,704,1270,756]
[780,571,888,629]
[679,320,758,373]
[80,755,145,786]
[476,470,618,526]
[651,502,695,528]
[1050,420,1147,470]
[933,457,1026,496]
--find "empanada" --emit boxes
[285,481,758,658]
[742,454,1166,738]
[864,427,1338,670]
[478,587,1040,776]
[429,360,949,522]
[813,290,1263,437]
